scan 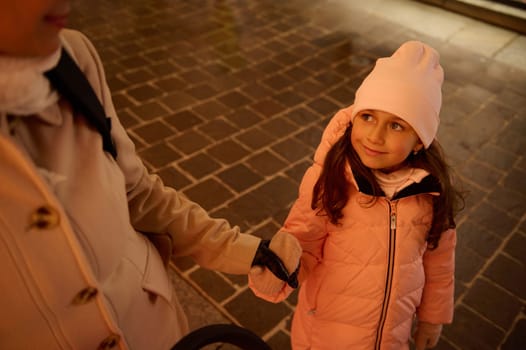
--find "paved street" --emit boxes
[70,1,526,349]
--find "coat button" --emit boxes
[72,287,98,305]
[98,334,120,350]
[29,205,60,230]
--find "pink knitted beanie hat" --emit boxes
[350,41,444,148]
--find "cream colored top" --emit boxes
[373,167,430,199]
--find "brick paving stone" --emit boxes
[250,98,288,119]
[120,68,156,85]
[170,130,212,156]
[483,254,526,299]
[432,339,457,350]
[503,232,526,265]
[133,120,174,144]
[251,176,298,209]
[272,89,306,109]
[189,268,236,303]
[179,153,222,180]
[287,106,323,126]
[131,101,170,121]
[457,220,502,258]
[224,289,292,337]
[198,119,238,141]
[443,305,505,350]
[171,256,195,272]
[224,107,263,129]
[116,109,140,129]
[458,159,503,189]
[293,78,328,99]
[285,160,312,185]
[487,187,526,219]
[209,207,250,233]
[178,69,213,86]
[149,61,179,76]
[294,125,323,150]
[184,84,218,100]
[153,76,186,94]
[156,166,192,191]
[183,178,234,212]
[227,193,274,226]
[502,168,526,197]
[246,151,288,177]
[469,202,519,238]
[111,92,136,111]
[192,100,230,120]
[307,97,339,116]
[501,318,526,350]
[222,272,249,289]
[241,83,273,102]
[261,73,295,92]
[118,55,150,70]
[164,110,203,132]
[272,138,313,163]
[207,140,250,165]
[326,84,356,106]
[495,116,526,156]
[160,92,197,113]
[138,143,180,169]
[217,164,263,193]
[236,129,276,151]
[260,118,298,139]
[455,247,487,283]
[474,144,518,171]
[106,76,128,93]
[463,278,523,330]
[251,221,281,241]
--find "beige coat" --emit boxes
[0,29,260,350]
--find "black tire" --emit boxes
[171,324,271,350]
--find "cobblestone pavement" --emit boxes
[70,1,525,349]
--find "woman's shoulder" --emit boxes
[59,29,104,76]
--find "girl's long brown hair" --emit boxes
[311,123,464,249]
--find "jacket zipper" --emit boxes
[374,200,397,349]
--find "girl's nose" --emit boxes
[367,125,385,144]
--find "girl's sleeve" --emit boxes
[282,164,328,284]
[417,228,456,324]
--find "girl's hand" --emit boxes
[249,231,301,296]
[413,321,443,349]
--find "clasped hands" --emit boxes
[250,231,302,295]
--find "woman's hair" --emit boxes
[311,123,464,249]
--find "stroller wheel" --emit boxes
[171,324,271,350]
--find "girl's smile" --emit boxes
[362,144,387,157]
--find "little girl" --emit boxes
[249,41,464,349]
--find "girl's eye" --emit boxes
[391,122,403,131]
[361,113,374,122]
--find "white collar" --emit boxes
[0,47,61,116]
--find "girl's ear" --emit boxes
[413,141,424,154]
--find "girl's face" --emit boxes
[0,0,70,57]
[351,109,423,173]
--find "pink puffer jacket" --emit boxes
[254,106,456,349]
